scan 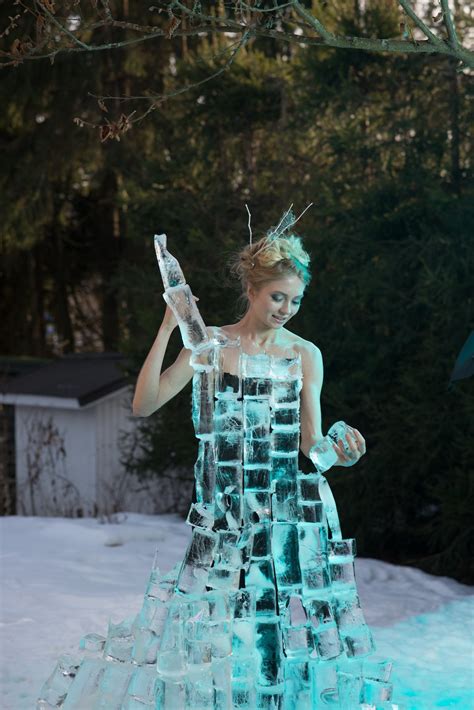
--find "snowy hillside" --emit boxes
[0,514,472,709]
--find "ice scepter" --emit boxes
[154,234,210,352]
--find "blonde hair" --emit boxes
[230,233,311,303]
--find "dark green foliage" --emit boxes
[1,5,472,581]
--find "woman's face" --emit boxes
[247,274,306,329]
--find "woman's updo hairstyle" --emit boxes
[231,223,312,305]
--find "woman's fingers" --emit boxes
[352,428,366,454]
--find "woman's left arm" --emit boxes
[299,341,366,466]
[299,342,325,457]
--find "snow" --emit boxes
[0,514,473,710]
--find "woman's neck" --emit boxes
[233,311,280,351]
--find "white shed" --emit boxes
[0,354,161,517]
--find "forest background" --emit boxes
[0,1,472,584]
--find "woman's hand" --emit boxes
[161,295,200,333]
[332,427,366,467]
[162,304,178,332]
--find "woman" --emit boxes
[133,232,365,465]
[38,223,394,709]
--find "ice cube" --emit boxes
[243,377,273,399]
[79,633,106,654]
[244,491,272,524]
[214,399,243,432]
[272,523,302,588]
[244,466,271,491]
[186,502,214,530]
[103,619,134,663]
[195,437,216,505]
[308,437,338,473]
[243,399,271,438]
[131,627,159,664]
[216,432,242,463]
[176,528,218,594]
[192,370,215,436]
[361,677,393,704]
[336,669,363,709]
[242,353,272,378]
[216,464,242,494]
[244,436,271,466]
[255,618,284,687]
[270,355,302,381]
[271,379,301,406]
[271,430,300,455]
[271,404,299,430]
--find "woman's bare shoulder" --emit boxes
[285,330,321,359]
[205,324,239,338]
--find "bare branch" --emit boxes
[397,0,443,46]
[291,0,335,42]
[36,1,91,51]
[1,0,472,101]
[439,0,459,47]
[74,30,251,134]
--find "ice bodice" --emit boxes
[190,333,311,532]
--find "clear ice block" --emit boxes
[163,284,210,352]
[194,437,216,505]
[154,233,186,290]
[272,523,302,588]
[308,437,338,473]
[215,399,243,433]
[37,655,80,707]
[192,369,215,436]
[255,618,284,687]
[176,528,218,594]
[243,398,271,438]
[244,436,271,467]
[103,618,134,663]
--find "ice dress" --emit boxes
[38,329,395,710]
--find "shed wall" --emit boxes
[15,404,96,516]
[95,388,164,514]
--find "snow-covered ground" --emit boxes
[0,514,473,710]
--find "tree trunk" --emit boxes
[448,59,461,195]
[97,169,122,351]
[31,244,46,356]
[52,194,75,353]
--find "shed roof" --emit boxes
[0,353,130,408]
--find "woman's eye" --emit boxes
[271,295,283,302]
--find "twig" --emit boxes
[291,0,335,42]
[397,0,443,46]
[245,204,253,245]
[439,0,459,47]
[293,202,314,225]
[36,2,91,50]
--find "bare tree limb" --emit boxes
[291,1,335,43]
[1,0,471,120]
[439,0,459,47]
[398,0,443,46]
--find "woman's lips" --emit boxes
[272,315,286,323]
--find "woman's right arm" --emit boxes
[132,306,194,417]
